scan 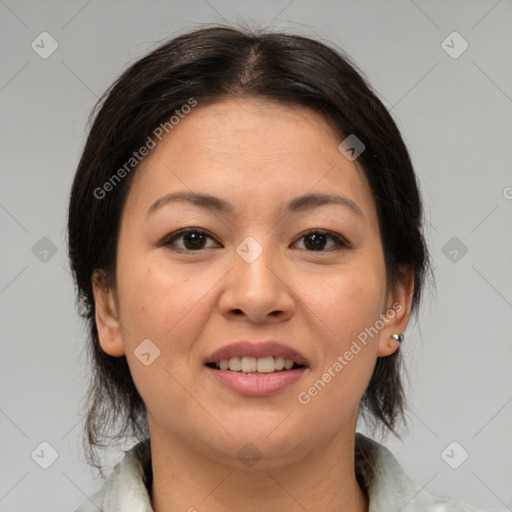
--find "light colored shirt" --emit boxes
[73,433,492,511]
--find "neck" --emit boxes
[148,424,369,512]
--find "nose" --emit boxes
[218,241,295,324]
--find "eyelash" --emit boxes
[162,228,350,253]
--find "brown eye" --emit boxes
[162,228,349,253]
[163,228,219,251]
[294,230,349,252]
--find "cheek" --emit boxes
[115,252,220,366]
[116,259,214,424]
[293,250,386,407]
[301,256,387,347]
[116,244,184,329]
[295,266,383,424]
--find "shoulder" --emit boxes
[355,433,494,512]
[73,439,153,512]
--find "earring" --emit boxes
[391,333,404,343]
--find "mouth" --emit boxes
[204,341,308,396]
[205,356,306,375]
[204,340,308,374]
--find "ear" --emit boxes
[91,269,126,357]
[377,266,415,357]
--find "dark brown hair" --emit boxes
[67,24,431,477]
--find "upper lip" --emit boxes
[205,341,308,366]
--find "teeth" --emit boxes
[215,356,298,373]
[241,356,257,373]
[228,357,241,371]
[274,356,285,370]
[257,356,274,373]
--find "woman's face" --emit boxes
[93,98,411,467]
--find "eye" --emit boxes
[293,229,350,252]
[162,228,350,253]
[162,228,220,252]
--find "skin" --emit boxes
[92,97,414,512]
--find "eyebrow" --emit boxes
[146,191,364,218]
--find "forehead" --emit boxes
[160,97,344,160]
[124,97,375,220]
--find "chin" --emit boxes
[208,420,309,467]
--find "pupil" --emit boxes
[184,232,205,249]
[305,233,326,251]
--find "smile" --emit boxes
[206,355,305,374]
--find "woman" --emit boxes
[68,25,483,511]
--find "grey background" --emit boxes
[1,1,511,511]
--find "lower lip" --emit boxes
[206,366,307,397]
